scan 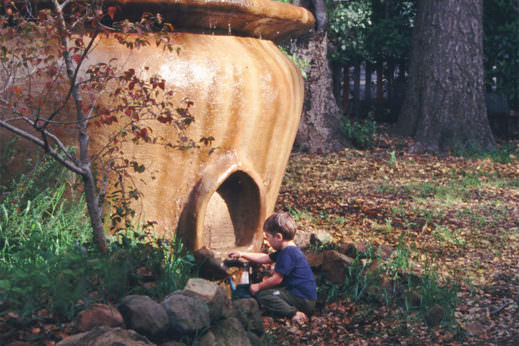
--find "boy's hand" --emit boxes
[249,283,260,295]
[228,251,241,259]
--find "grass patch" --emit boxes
[316,236,458,328]
[431,224,466,246]
[0,157,195,322]
[411,207,445,225]
[453,142,519,163]
[288,207,315,223]
[376,180,470,202]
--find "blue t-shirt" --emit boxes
[269,246,317,300]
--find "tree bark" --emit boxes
[290,32,343,152]
[54,0,109,253]
[82,170,109,254]
[288,0,343,153]
[395,0,495,152]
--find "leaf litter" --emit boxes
[269,131,519,345]
[1,129,518,345]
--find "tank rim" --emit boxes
[106,0,315,42]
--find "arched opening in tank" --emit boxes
[202,171,261,251]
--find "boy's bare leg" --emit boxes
[291,311,308,324]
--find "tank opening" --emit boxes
[202,171,261,251]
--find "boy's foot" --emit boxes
[291,311,308,324]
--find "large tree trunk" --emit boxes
[289,0,343,153]
[395,0,495,152]
[289,31,343,153]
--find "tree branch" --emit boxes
[0,119,85,175]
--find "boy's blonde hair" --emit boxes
[263,212,297,240]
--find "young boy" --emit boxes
[229,212,317,323]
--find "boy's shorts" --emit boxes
[254,287,316,318]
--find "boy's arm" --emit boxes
[228,251,273,264]
[250,271,283,295]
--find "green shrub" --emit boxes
[0,155,195,322]
[339,116,377,149]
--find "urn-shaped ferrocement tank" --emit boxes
[2,0,315,254]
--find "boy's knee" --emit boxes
[254,289,298,318]
[254,288,276,303]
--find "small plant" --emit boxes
[432,224,466,246]
[338,116,377,149]
[278,46,310,79]
[287,207,313,222]
[371,218,394,234]
[391,206,407,218]
[404,261,458,327]
[334,216,347,225]
[308,240,337,253]
[412,207,445,226]
[387,150,397,165]
[288,207,303,221]
[318,210,329,220]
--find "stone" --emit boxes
[183,278,232,321]
[56,326,155,346]
[294,231,312,249]
[208,317,251,346]
[162,291,211,336]
[232,298,265,336]
[310,230,333,246]
[424,304,446,327]
[339,242,368,258]
[337,242,357,258]
[321,250,354,284]
[465,321,488,337]
[75,303,125,332]
[198,331,216,346]
[193,247,229,281]
[119,295,169,339]
[304,251,324,268]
